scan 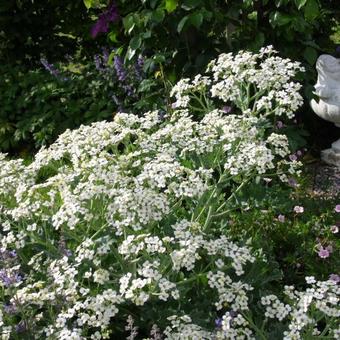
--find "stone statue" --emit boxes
[310,54,340,167]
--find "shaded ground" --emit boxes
[307,162,340,198]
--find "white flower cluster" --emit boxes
[216,312,254,340]
[164,315,213,339]
[171,46,304,119]
[261,277,340,339]
[208,271,253,311]
[0,49,307,339]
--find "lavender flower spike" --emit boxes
[113,55,127,82]
[40,57,60,78]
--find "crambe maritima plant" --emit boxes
[171,46,304,120]
[0,48,338,339]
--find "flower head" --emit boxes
[276,121,284,129]
[277,214,285,223]
[293,206,304,214]
[329,274,340,283]
[317,244,332,259]
[91,2,119,38]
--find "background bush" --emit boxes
[0,0,339,155]
[0,0,94,66]
[0,54,166,155]
[87,0,340,151]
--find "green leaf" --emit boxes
[275,0,290,6]
[189,12,203,29]
[177,16,189,33]
[130,36,142,50]
[165,0,178,13]
[108,32,118,43]
[83,0,101,9]
[125,46,136,61]
[152,8,165,23]
[137,79,157,93]
[269,11,292,27]
[83,0,93,9]
[304,0,319,21]
[150,0,159,9]
[249,32,265,51]
[182,0,202,10]
[142,30,152,39]
[123,15,135,34]
[294,0,307,9]
[108,47,123,65]
[303,46,317,65]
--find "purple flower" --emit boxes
[276,121,284,129]
[9,250,17,258]
[3,303,17,314]
[135,55,144,80]
[113,55,127,82]
[215,318,222,328]
[296,150,303,157]
[40,58,60,78]
[94,54,104,71]
[91,2,119,38]
[335,204,340,213]
[289,154,297,161]
[64,249,73,257]
[329,274,340,283]
[277,214,285,223]
[0,250,17,261]
[15,321,26,333]
[318,247,330,259]
[0,269,23,287]
[102,47,110,64]
[222,106,232,113]
[288,177,298,188]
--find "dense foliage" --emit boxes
[0,0,93,65]
[1,0,339,154]
[86,0,338,90]
[0,48,338,340]
[0,52,164,154]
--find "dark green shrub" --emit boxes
[85,0,339,150]
[87,0,338,86]
[0,0,94,66]
[0,54,162,154]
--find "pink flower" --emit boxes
[293,206,304,214]
[330,225,339,234]
[276,121,284,129]
[277,214,285,223]
[329,274,340,283]
[318,247,330,259]
[288,177,298,188]
[335,204,340,213]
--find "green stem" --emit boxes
[242,313,267,340]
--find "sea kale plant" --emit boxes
[0,48,338,339]
[171,46,304,119]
